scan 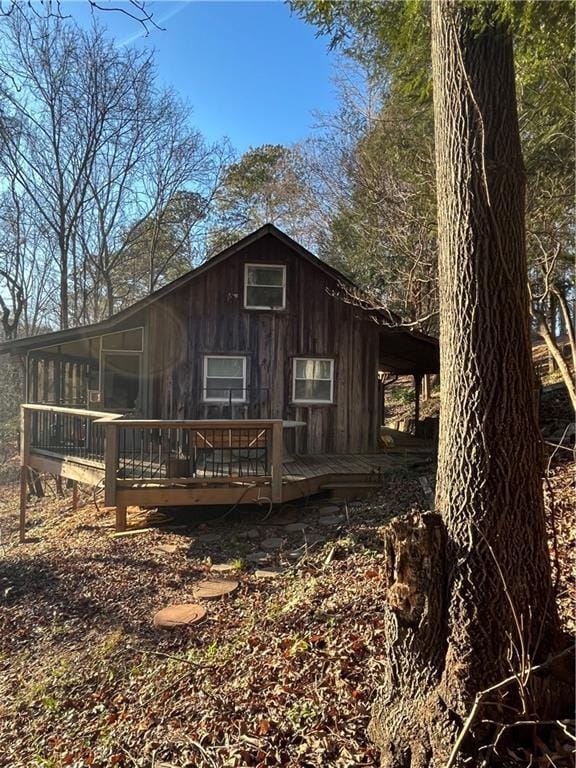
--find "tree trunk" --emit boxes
[554,287,576,374]
[533,307,576,410]
[369,3,565,765]
[105,274,115,319]
[59,235,69,330]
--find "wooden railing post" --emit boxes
[104,422,119,508]
[271,420,283,504]
[20,406,31,467]
[19,406,31,543]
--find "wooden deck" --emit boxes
[24,446,432,509]
[18,405,434,538]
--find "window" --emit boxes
[293,358,334,404]
[244,264,286,309]
[101,328,143,351]
[204,356,247,402]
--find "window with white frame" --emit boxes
[293,358,334,403]
[244,264,286,309]
[203,356,247,402]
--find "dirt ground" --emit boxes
[0,450,573,768]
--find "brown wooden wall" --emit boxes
[144,233,381,454]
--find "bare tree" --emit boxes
[124,100,231,295]
[0,0,160,33]
[0,16,129,328]
[0,181,55,338]
[76,64,228,319]
[0,13,229,329]
[299,59,439,332]
[529,236,576,408]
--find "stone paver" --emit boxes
[319,505,341,515]
[261,537,285,551]
[267,512,299,525]
[284,523,308,532]
[246,551,271,564]
[254,567,286,579]
[192,579,239,599]
[318,515,345,527]
[153,603,206,629]
[210,563,238,574]
[156,544,180,554]
[236,528,261,540]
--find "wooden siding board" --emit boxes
[145,233,382,454]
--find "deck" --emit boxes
[18,405,434,538]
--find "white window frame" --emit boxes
[203,355,247,403]
[244,263,286,310]
[292,357,335,405]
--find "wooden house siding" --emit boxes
[145,233,380,454]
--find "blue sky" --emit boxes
[69,0,338,154]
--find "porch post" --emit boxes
[104,422,119,507]
[54,359,62,405]
[30,357,39,402]
[414,374,422,428]
[271,420,283,504]
[422,373,430,402]
[19,469,27,544]
[115,506,127,533]
[19,406,31,543]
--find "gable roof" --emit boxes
[0,224,438,364]
[0,224,355,353]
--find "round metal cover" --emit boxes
[192,579,239,599]
[153,603,206,629]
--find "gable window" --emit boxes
[244,264,286,310]
[293,358,334,404]
[204,356,247,402]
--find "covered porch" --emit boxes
[377,326,440,435]
[24,326,145,413]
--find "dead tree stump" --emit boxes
[368,513,458,767]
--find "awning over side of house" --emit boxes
[378,327,439,375]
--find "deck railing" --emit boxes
[20,405,284,508]
[22,404,123,465]
[98,418,284,505]
[115,423,272,480]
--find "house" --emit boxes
[1,224,439,536]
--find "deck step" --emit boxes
[320,482,382,490]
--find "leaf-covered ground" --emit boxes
[0,452,573,768]
[0,461,431,768]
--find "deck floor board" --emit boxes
[28,444,434,509]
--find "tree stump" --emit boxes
[368,513,457,767]
[153,603,206,629]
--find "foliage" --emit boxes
[389,385,414,405]
[0,355,21,431]
[114,190,211,304]
[310,69,438,328]
[291,0,574,340]
[208,144,316,253]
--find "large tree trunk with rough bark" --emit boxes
[368,3,568,765]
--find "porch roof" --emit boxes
[378,327,439,375]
